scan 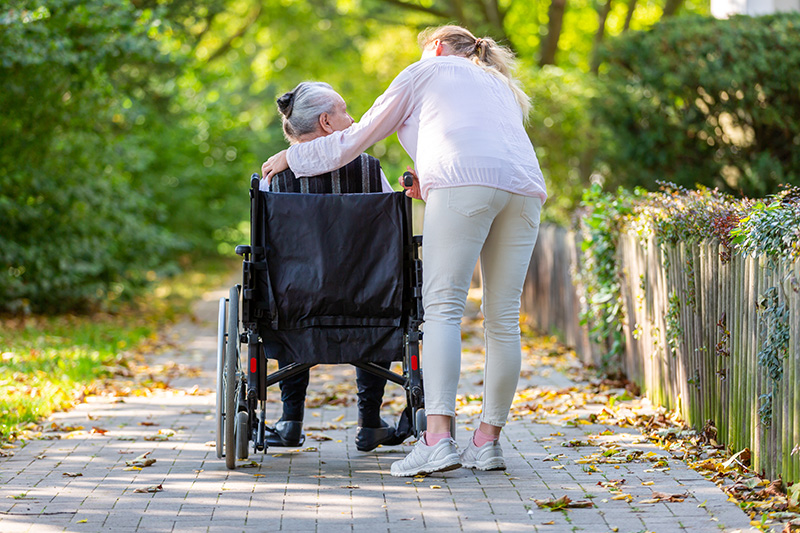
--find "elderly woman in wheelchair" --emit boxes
[257,82,412,453]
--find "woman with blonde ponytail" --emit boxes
[262,24,547,477]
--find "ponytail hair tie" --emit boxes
[276,91,296,118]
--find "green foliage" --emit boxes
[525,67,599,225]
[665,290,683,355]
[594,14,800,198]
[0,1,184,313]
[575,184,636,370]
[730,187,800,263]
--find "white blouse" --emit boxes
[286,55,547,202]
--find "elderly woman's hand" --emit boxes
[261,150,289,183]
[400,166,422,200]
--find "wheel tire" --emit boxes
[215,297,227,460]
[236,411,249,460]
[414,408,426,437]
[225,286,240,470]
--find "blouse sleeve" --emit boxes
[286,65,418,177]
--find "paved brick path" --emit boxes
[0,285,758,533]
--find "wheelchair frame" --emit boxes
[216,174,425,470]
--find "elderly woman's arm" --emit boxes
[262,66,418,181]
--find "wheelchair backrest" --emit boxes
[253,191,410,330]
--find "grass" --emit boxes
[0,255,238,443]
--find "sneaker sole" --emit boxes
[462,458,506,471]
[390,455,462,477]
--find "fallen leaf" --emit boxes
[139,421,157,427]
[533,495,594,511]
[307,432,333,442]
[125,452,156,468]
[341,485,359,489]
[430,485,442,489]
[646,491,688,503]
[133,484,163,493]
[90,427,108,435]
[238,460,259,468]
[62,472,83,477]
[77,519,87,523]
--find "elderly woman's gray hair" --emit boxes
[276,82,339,143]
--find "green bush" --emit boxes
[525,66,599,225]
[593,14,800,197]
[0,2,181,313]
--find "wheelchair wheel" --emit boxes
[215,297,227,459]
[225,286,240,470]
[236,411,249,460]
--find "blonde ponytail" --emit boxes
[419,25,531,120]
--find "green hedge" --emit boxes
[576,183,800,371]
[594,14,800,198]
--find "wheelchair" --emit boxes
[216,174,430,470]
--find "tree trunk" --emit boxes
[623,0,638,30]
[539,0,567,66]
[662,0,684,18]
[590,0,613,73]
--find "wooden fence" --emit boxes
[523,223,800,481]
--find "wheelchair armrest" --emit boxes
[235,245,251,257]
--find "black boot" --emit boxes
[355,408,414,451]
[355,418,397,452]
[265,420,305,447]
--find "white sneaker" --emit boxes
[460,437,506,471]
[390,434,461,477]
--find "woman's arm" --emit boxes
[263,66,419,180]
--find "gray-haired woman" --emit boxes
[261,82,405,452]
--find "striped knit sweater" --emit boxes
[269,153,383,194]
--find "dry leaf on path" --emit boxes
[533,495,594,511]
[307,432,333,442]
[125,452,156,468]
[133,484,163,493]
[639,491,688,504]
[62,472,83,477]
[90,427,108,435]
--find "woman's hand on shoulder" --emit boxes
[400,166,422,200]
[261,150,289,183]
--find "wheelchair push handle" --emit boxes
[402,171,415,188]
